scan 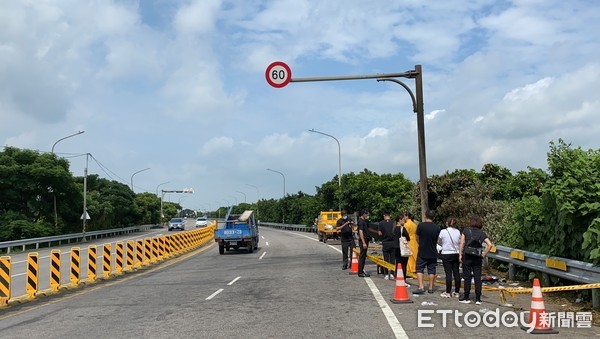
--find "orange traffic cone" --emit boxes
[349,251,359,275]
[390,264,413,304]
[521,278,558,334]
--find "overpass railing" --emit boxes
[260,222,313,233]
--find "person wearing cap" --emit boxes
[336,210,355,270]
[357,210,373,277]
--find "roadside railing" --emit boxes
[0,224,158,254]
[260,222,313,233]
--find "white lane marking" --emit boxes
[227,276,241,286]
[206,288,224,300]
[259,252,266,260]
[294,233,320,242]
[328,244,342,253]
[12,273,26,277]
[261,236,265,239]
[265,241,269,246]
[364,277,409,339]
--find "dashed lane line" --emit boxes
[259,252,267,260]
[227,276,241,286]
[205,288,224,300]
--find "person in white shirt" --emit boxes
[438,217,461,298]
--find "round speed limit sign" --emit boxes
[265,61,292,88]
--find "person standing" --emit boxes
[394,215,411,284]
[438,217,461,298]
[413,210,441,294]
[377,210,398,280]
[403,212,419,276]
[357,210,372,277]
[459,215,494,305]
[336,210,355,270]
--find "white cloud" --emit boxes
[201,136,234,156]
[174,0,222,35]
[425,109,445,121]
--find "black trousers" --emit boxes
[341,240,355,266]
[382,247,401,276]
[462,255,483,300]
[441,253,460,293]
[358,240,369,273]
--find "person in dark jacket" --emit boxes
[377,210,398,280]
[336,210,355,270]
[357,210,373,277]
[394,215,411,283]
[459,215,494,305]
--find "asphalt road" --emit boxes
[0,227,598,338]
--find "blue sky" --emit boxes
[1,0,599,212]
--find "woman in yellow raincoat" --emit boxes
[403,212,419,276]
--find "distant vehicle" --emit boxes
[196,217,208,227]
[214,207,259,254]
[168,217,185,231]
[316,211,342,243]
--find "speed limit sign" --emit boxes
[265,61,292,88]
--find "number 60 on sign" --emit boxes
[265,61,292,88]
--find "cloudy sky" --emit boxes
[1,0,599,211]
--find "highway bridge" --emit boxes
[0,225,598,338]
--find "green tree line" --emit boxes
[2,141,599,266]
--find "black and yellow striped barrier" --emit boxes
[126,240,134,271]
[103,243,111,278]
[144,238,152,266]
[151,237,159,264]
[135,239,143,268]
[26,252,39,298]
[70,247,80,287]
[0,256,10,304]
[50,250,61,292]
[88,245,97,282]
[116,242,124,274]
[0,223,216,306]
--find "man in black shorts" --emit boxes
[413,210,441,294]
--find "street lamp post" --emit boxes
[130,167,151,192]
[236,190,247,203]
[245,184,260,219]
[308,128,342,211]
[266,168,286,223]
[155,181,171,196]
[51,130,85,228]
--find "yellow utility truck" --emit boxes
[316,210,342,243]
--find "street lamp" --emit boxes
[236,190,247,203]
[245,184,260,219]
[130,167,151,192]
[266,168,286,223]
[377,67,428,221]
[51,130,85,228]
[308,128,342,211]
[155,181,171,196]
[228,195,238,205]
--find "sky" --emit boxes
[1,0,599,212]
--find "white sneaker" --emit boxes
[475,301,482,305]
[384,274,390,280]
[440,292,451,298]
[452,292,460,298]
[405,283,410,288]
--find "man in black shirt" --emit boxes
[357,210,371,277]
[413,209,441,294]
[336,210,355,270]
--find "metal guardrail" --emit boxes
[260,222,313,233]
[0,224,158,254]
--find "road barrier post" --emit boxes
[26,252,39,298]
[151,237,158,264]
[115,242,124,274]
[103,243,111,278]
[144,238,151,266]
[164,236,172,258]
[70,247,80,287]
[135,239,143,268]
[158,237,165,261]
[126,240,134,271]
[50,250,61,292]
[88,245,97,282]
[0,256,10,304]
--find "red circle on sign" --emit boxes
[265,61,292,88]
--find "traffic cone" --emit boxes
[390,264,413,304]
[349,251,359,275]
[521,278,558,334]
